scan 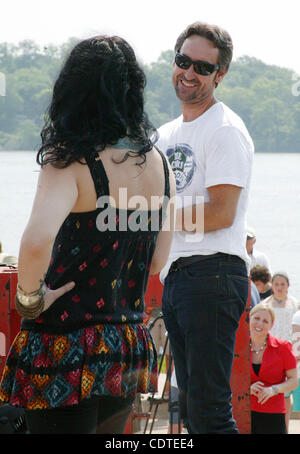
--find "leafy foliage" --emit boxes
[0,40,299,152]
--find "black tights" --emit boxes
[25,395,135,434]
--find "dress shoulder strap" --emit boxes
[152,144,170,199]
[85,145,170,201]
[85,151,110,199]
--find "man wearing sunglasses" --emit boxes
[156,22,254,434]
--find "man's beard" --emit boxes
[174,76,216,103]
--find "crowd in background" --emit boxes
[248,227,300,433]
[167,227,300,434]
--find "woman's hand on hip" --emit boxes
[43,281,75,312]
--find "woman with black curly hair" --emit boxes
[0,35,175,434]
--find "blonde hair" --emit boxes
[250,302,275,325]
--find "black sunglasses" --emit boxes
[175,52,220,76]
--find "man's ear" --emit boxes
[215,70,227,85]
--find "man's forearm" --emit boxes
[175,202,234,233]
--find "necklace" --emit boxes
[273,297,286,305]
[250,339,267,354]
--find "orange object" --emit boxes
[230,278,251,434]
[124,409,151,434]
[142,272,251,434]
[143,274,163,324]
[0,266,20,377]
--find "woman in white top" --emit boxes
[292,311,300,422]
[263,272,299,431]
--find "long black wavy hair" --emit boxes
[37,35,156,168]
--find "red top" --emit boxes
[251,334,297,413]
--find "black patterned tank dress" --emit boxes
[0,146,170,410]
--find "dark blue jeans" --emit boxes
[162,253,249,434]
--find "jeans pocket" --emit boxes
[182,271,221,296]
[181,259,218,279]
[226,274,249,308]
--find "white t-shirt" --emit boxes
[156,101,254,283]
[264,295,299,343]
[292,310,300,327]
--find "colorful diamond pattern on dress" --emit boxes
[0,323,157,409]
[0,148,170,411]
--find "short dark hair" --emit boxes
[250,265,272,284]
[174,21,233,72]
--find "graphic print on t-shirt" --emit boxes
[166,144,196,193]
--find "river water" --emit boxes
[1,151,300,298]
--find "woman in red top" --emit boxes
[250,302,298,434]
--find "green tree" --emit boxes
[0,40,299,152]
[250,98,296,152]
[144,50,181,127]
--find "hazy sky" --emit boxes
[1,0,300,75]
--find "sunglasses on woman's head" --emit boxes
[175,52,220,76]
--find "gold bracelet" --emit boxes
[15,293,45,319]
[17,280,45,307]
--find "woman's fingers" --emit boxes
[54,281,76,299]
[43,282,75,310]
